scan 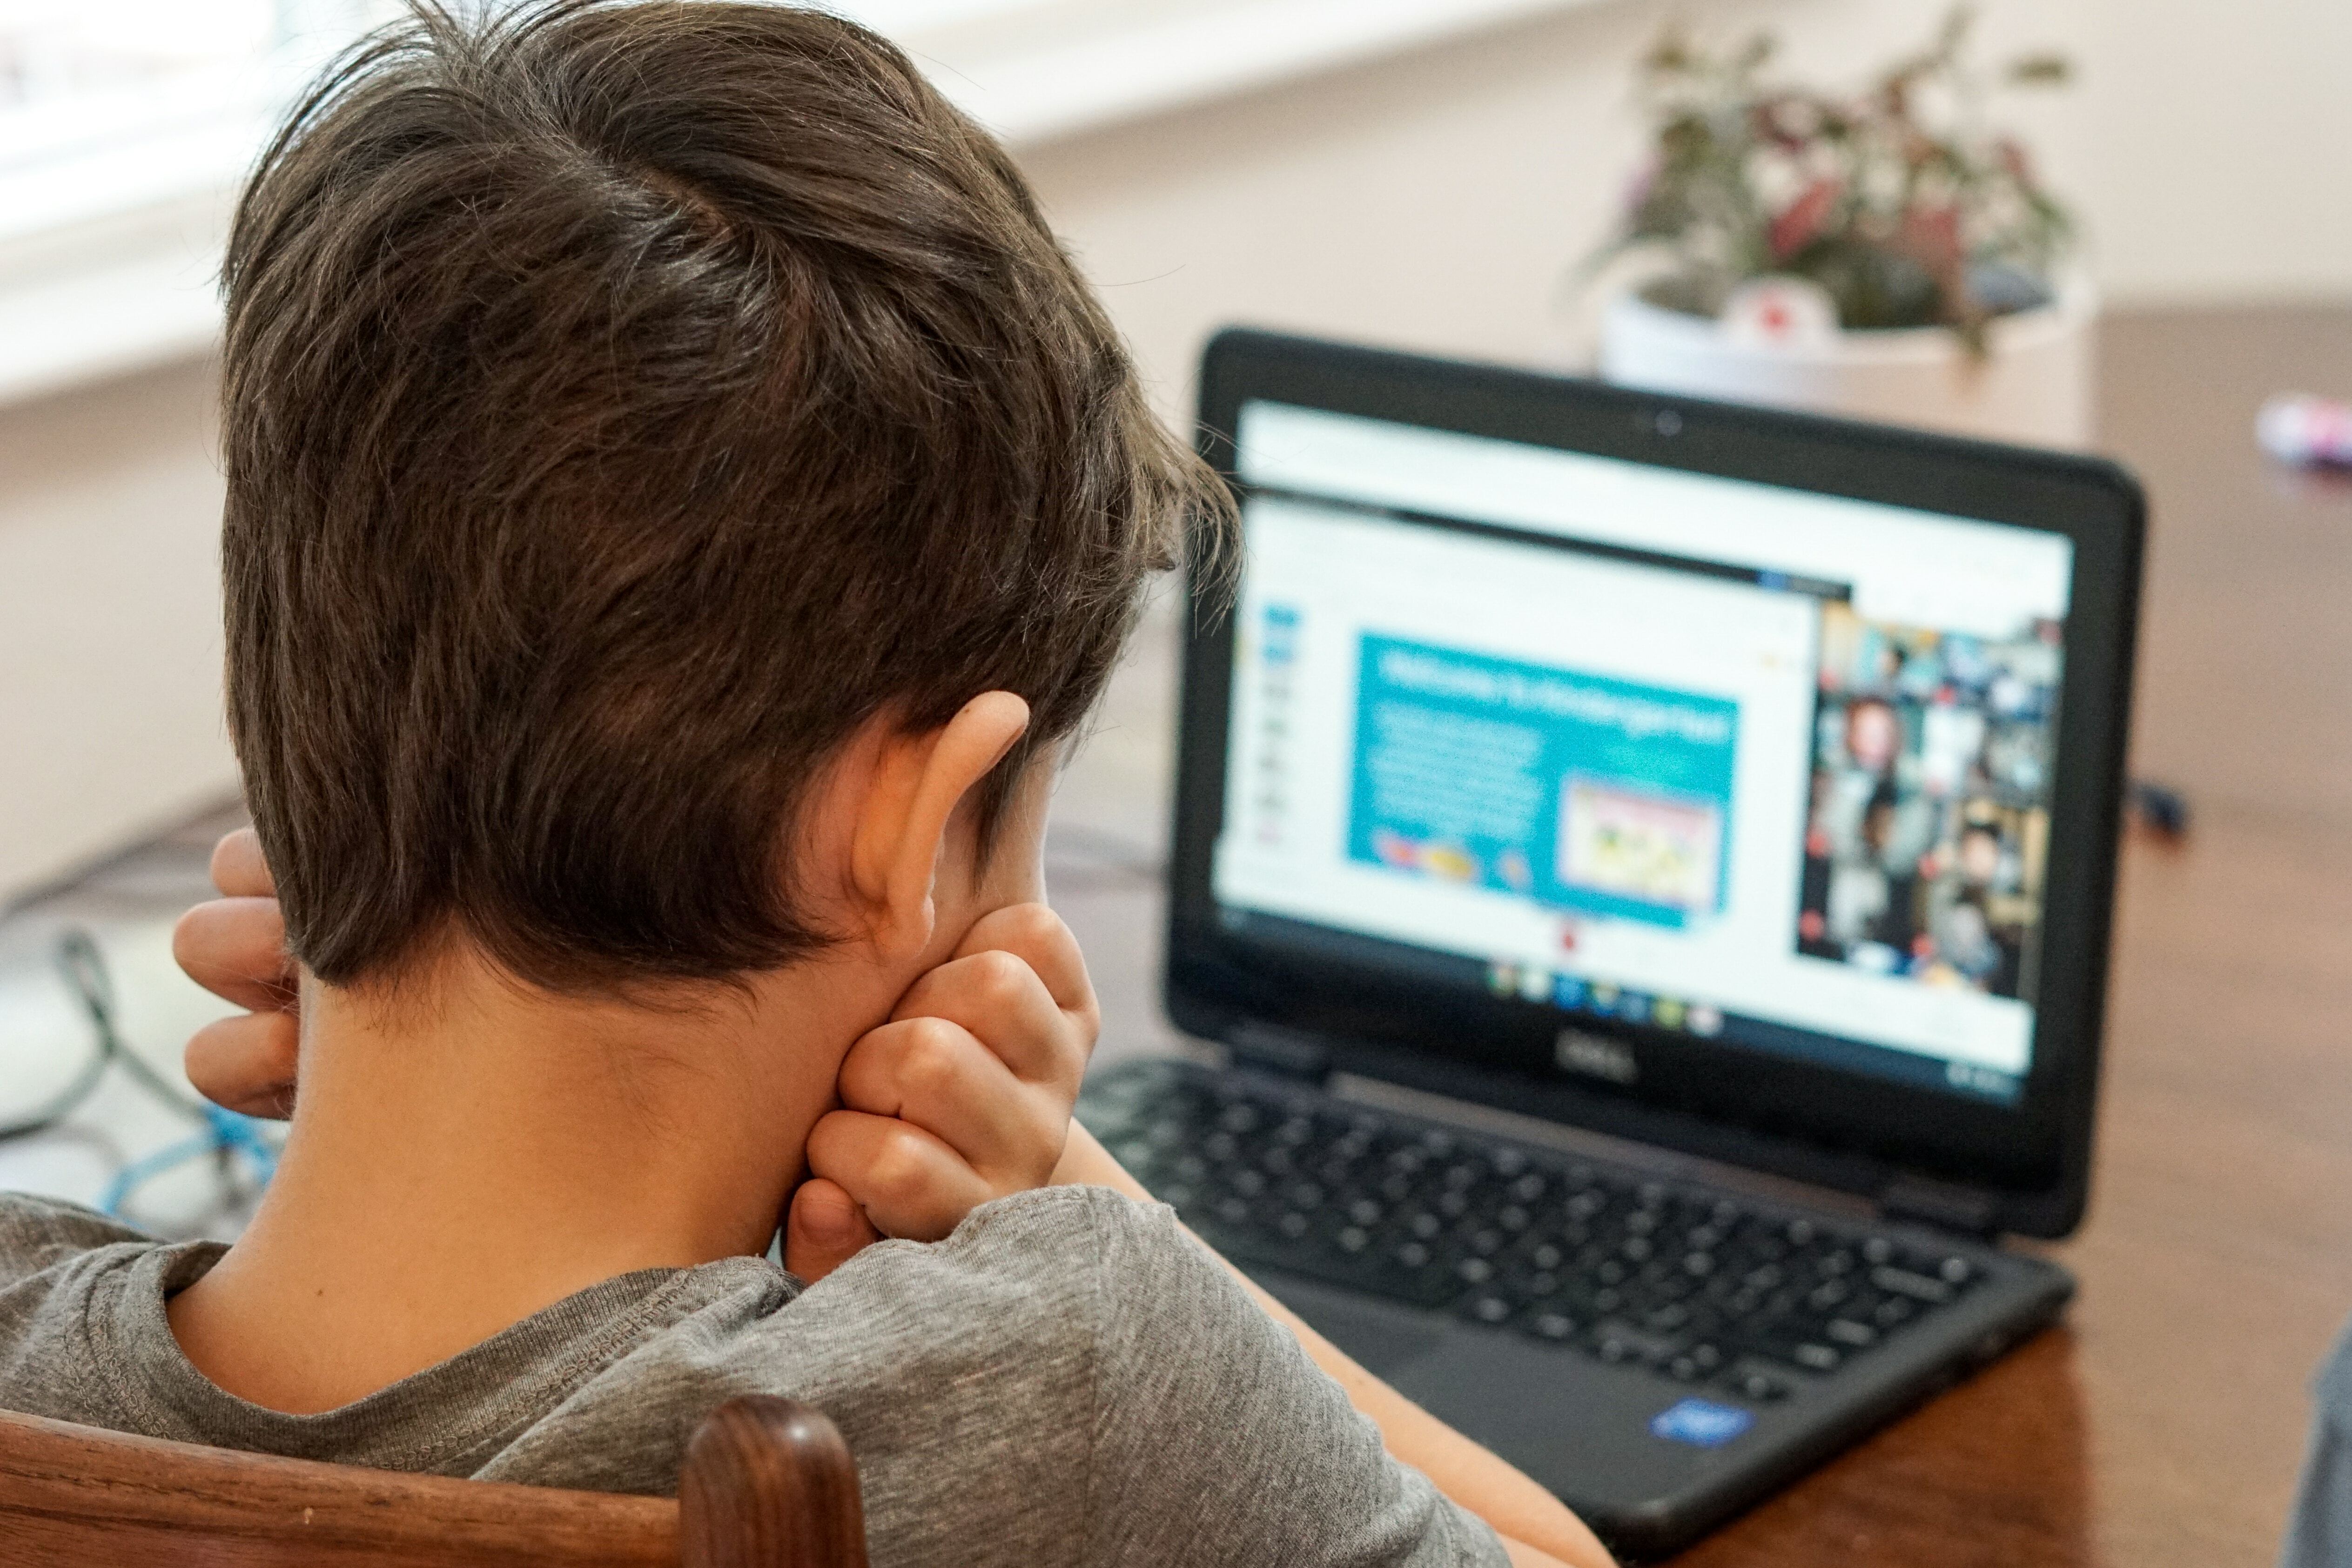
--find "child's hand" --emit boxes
[799,902,1099,1246]
[175,830,302,1119]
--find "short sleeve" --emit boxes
[1078,1191,1508,1568]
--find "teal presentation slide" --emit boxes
[1347,634,1740,929]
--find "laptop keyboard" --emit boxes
[1078,1062,1983,1404]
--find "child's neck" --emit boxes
[167,948,849,1413]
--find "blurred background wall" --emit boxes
[2,0,2348,898]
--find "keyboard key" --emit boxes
[1525,1310,1579,1343]
[1870,1265,1955,1304]
[1595,1323,1682,1366]
[1465,1293,1516,1326]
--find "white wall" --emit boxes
[1,0,2348,896]
[2073,0,2352,304]
[0,360,234,898]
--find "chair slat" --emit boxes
[0,1406,676,1567]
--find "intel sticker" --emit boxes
[1649,1398,1754,1448]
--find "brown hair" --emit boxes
[221,0,1228,992]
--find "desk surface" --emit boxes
[1056,306,2352,1568]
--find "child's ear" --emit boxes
[849,692,1030,960]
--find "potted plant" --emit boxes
[1590,8,2088,447]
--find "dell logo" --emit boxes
[1556,1028,1639,1085]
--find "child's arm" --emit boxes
[1055,1123,1617,1568]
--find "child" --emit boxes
[0,6,1608,1564]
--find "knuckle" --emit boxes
[901,1015,958,1053]
[968,948,1028,1001]
[867,1132,935,1205]
[900,1032,963,1099]
[897,1014,959,1059]
[1001,902,1062,948]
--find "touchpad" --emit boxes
[1253,1272,1444,1378]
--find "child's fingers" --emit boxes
[172,897,297,1012]
[951,902,1099,1030]
[836,1016,1065,1183]
[805,1108,996,1242]
[781,1176,883,1285]
[889,948,1089,1092]
[209,828,277,898]
[182,1010,300,1119]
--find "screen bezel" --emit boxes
[1166,329,2143,1239]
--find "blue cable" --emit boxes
[98,1132,219,1218]
[99,1107,280,1221]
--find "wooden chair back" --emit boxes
[0,1395,867,1568]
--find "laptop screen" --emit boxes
[1209,399,2078,1109]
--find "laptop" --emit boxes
[1074,330,2144,1559]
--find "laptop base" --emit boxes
[1079,1057,2073,1559]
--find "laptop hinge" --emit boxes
[1877,1175,2002,1239]
[1225,1022,1333,1082]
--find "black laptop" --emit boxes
[1074,330,2144,1559]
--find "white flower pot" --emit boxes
[1598,284,2097,450]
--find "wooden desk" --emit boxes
[1059,306,2352,1566]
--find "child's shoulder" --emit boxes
[487,1186,1208,1496]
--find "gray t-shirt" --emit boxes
[2284,1313,2352,1567]
[0,1185,1502,1568]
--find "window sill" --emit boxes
[0,0,1604,411]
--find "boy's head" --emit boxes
[221,0,1227,995]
